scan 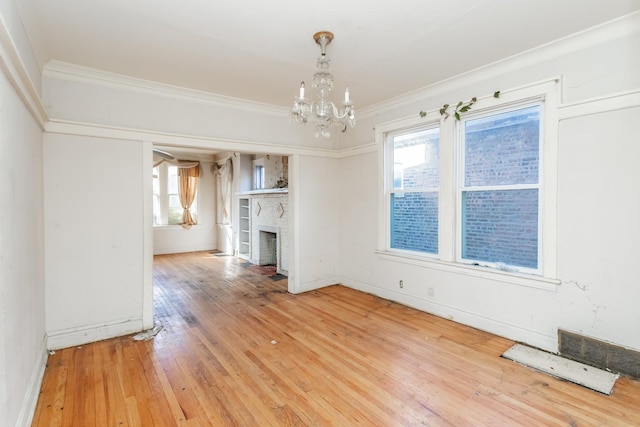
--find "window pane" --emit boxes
[390,192,438,254]
[393,128,439,190]
[168,195,182,225]
[465,106,539,187]
[461,189,538,269]
[168,166,179,194]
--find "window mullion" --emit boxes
[160,164,169,225]
[439,117,456,263]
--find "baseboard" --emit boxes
[339,276,557,352]
[559,329,640,379]
[47,317,143,350]
[292,276,340,294]
[14,334,48,427]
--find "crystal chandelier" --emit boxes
[290,31,356,138]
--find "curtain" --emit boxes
[178,164,200,229]
[213,158,234,225]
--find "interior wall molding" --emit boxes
[558,89,640,120]
[358,11,640,119]
[0,16,48,128]
[336,142,377,158]
[46,317,144,350]
[45,119,341,159]
[43,60,290,117]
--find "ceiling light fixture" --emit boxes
[290,31,356,138]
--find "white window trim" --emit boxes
[375,77,560,289]
[455,101,544,276]
[384,123,441,257]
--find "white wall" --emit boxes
[153,161,218,255]
[44,133,146,349]
[338,15,640,352]
[0,64,46,427]
[43,63,333,150]
[291,155,341,293]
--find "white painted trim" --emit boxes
[359,11,640,118]
[14,334,48,427]
[142,141,154,330]
[43,60,289,117]
[288,154,300,294]
[0,16,48,128]
[336,142,377,158]
[296,277,341,294]
[44,119,339,158]
[558,89,640,120]
[339,276,558,352]
[46,317,144,350]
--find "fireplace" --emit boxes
[240,191,288,276]
[259,230,277,266]
[255,225,281,273]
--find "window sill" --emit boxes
[375,250,560,292]
[153,224,201,229]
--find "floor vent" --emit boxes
[502,343,619,395]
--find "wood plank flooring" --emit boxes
[32,251,640,426]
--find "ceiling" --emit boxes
[16,0,640,109]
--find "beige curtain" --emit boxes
[178,164,201,229]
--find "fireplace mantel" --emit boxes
[237,188,288,196]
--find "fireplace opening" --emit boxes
[259,230,277,266]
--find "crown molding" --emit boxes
[0,16,48,128]
[43,60,290,117]
[359,11,640,119]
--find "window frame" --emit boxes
[375,78,560,289]
[384,124,441,258]
[455,101,544,275]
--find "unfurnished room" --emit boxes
[1,1,640,426]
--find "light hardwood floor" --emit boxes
[32,251,640,426]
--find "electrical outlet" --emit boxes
[399,280,404,289]
[428,287,434,297]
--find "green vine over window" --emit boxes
[419,90,500,120]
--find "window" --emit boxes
[459,104,541,272]
[388,127,440,255]
[253,159,265,190]
[153,164,198,226]
[378,79,559,282]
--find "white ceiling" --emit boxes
[16,0,640,109]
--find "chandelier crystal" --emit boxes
[290,31,356,138]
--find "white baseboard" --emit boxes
[292,276,340,294]
[14,334,48,427]
[47,317,144,350]
[339,276,557,353]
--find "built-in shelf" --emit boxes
[238,198,250,260]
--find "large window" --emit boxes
[379,80,558,282]
[459,105,541,272]
[153,164,198,226]
[388,127,440,255]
